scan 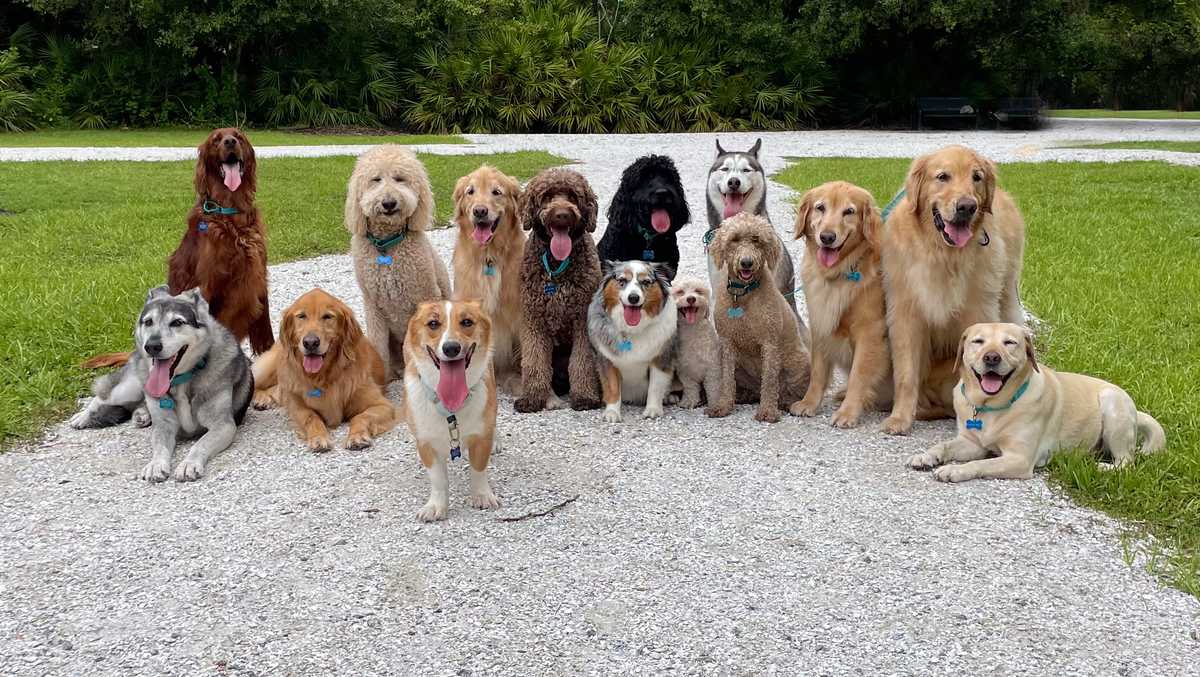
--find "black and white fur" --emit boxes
[705,138,798,311]
[597,155,690,278]
[69,286,253,482]
[588,261,678,422]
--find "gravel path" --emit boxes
[3,120,1199,675]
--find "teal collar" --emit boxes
[880,188,906,223]
[726,277,760,300]
[541,251,571,277]
[961,378,1031,414]
[702,228,718,248]
[201,199,238,216]
[366,228,408,255]
[157,355,208,410]
[637,224,660,243]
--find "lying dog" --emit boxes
[514,168,603,413]
[255,289,396,452]
[70,286,253,482]
[705,213,810,422]
[790,181,891,428]
[403,300,500,521]
[450,165,525,393]
[907,323,1166,482]
[597,155,690,277]
[670,276,720,409]
[588,260,678,422]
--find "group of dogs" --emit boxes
[68,129,1167,521]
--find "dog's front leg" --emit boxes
[514,323,553,413]
[643,366,672,419]
[466,435,499,510]
[833,336,889,428]
[906,436,988,470]
[364,306,392,378]
[755,342,782,423]
[416,441,450,522]
[932,447,1035,483]
[176,398,236,482]
[791,343,831,418]
[705,338,737,418]
[567,322,602,411]
[287,395,332,452]
[344,390,397,450]
[598,358,623,422]
[882,316,927,435]
[140,406,177,482]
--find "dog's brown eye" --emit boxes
[427,319,440,330]
[972,338,985,344]
[936,172,950,182]
[322,313,334,321]
[1004,339,1018,346]
[466,186,475,195]
[460,318,474,328]
[297,312,307,320]
[492,188,502,196]
[142,318,153,327]
[371,177,381,183]
[815,204,825,213]
[843,207,855,216]
[394,175,405,182]
[617,278,627,287]
[973,172,983,182]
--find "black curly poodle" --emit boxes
[598,154,690,279]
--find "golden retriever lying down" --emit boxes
[880,145,1026,435]
[906,323,1166,482]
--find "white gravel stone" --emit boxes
[2,120,1199,674]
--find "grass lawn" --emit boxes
[1048,109,1200,120]
[0,128,466,147]
[0,151,563,445]
[1062,141,1200,153]
[776,158,1200,595]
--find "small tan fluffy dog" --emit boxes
[705,213,810,423]
[670,276,720,409]
[791,181,891,428]
[254,288,396,452]
[450,165,525,392]
[907,323,1166,482]
[881,145,1026,435]
[403,300,499,522]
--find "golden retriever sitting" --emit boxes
[254,289,397,452]
[880,145,1026,435]
[705,213,810,423]
[907,323,1166,482]
[450,165,525,393]
[791,181,891,428]
[346,145,450,379]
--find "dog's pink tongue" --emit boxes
[722,193,745,218]
[223,162,242,192]
[681,307,699,325]
[817,247,840,268]
[623,305,642,327]
[650,209,671,233]
[981,373,1005,395]
[437,359,469,412]
[302,355,324,374]
[948,223,973,248]
[472,225,493,245]
[549,228,572,260]
[145,359,172,398]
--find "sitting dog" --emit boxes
[403,300,500,522]
[70,286,253,482]
[669,276,720,409]
[346,145,450,379]
[588,261,678,422]
[597,155,690,278]
[705,213,810,423]
[514,168,603,413]
[256,289,396,452]
[790,181,891,428]
[907,323,1166,482]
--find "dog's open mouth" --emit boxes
[549,226,572,260]
[472,215,500,245]
[623,304,643,327]
[679,305,700,325]
[144,346,187,398]
[722,190,747,219]
[933,207,973,248]
[219,155,244,192]
[737,268,755,281]
[650,209,671,233]
[974,368,1011,396]
[427,344,476,413]
[302,351,326,374]
[818,244,842,268]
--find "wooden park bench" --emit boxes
[992,97,1044,127]
[914,97,979,130]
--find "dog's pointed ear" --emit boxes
[344,158,368,236]
[953,328,968,377]
[794,189,815,241]
[146,285,171,301]
[906,153,930,217]
[749,138,762,160]
[183,287,210,317]
[863,194,883,248]
[978,153,997,215]
[715,139,725,156]
[1023,328,1040,373]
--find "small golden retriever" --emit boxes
[880,145,1026,435]
[791,181,891,428]
[906,323,1166,482]
[253,288,396,452]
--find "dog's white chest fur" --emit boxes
[596,309,676,405]
[404,374,489,458]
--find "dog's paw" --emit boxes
[678,395,701,409]
[139,458,171,483]
[932,464,972,483]
[642,403,664,419]
[831,405,862,429]
[345,433,373,451]
[68,410,92,429]
[881,415,913,436]
[173,459,205,482]
[468,491,500,510]
[602,406,622,423]
[906,450,941,470]
[570,396,602,411]
[306,434,332,453]
[132,406,152,428]
[753,407,781,424]
[252,390,277,410]
[705,404,733,418]
[663,393,680,406]
[789,398,821,418]
[417,500,448,522]
[513,396,544,413]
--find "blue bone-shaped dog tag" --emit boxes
[483,263,496,276]
[965,418,983,431]
[642,249,655,261]
[617,339,633,353]
[544,283,557,296]
[727,307,745,319]
[159,397,175,410]
[845,270,862,282]
[450,446,461,460]
[308,388,323,398]
[376,255,393,265]
[197,221,209,232]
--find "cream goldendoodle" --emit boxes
[346,145,450,379]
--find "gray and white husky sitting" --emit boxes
[70,286,253,482]
[705,138,798,312]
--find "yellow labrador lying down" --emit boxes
[907,322,1166,482]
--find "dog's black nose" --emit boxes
[381,199,397,212]
[653,188,670,201]
[223,137,236,148]
[956,198,978,220]
[819,231,837,246]
[739,256,754,269]
[627,292,642,305]
[549,209,574,228]
[144,339,162,356]
[472,205,489,219]
[442,341,462,359]
[685,295,696,305]
[302,334,321,353]
[983,351,1002,366]
[728,177,741,190]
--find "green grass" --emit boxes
[776,158,1200,595]
[0,151,563,444]
[1062,140,1200,153]
[1048,109,1200,120]
[0,128,467,147]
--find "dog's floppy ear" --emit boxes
[602,260,621,277]
[193,131,215,197]
[862,194,883,248]
[906,154,930,217]
[452,173,471,223]
[344,158,368,236]
[651,262,674,291]
[238,129,257,195]
[749,138,762,160]
[794,189,816,240]
[409,164,435,233]
[953,328,968,377]
[280,307,298,362]
[580,179,599,233]
[708,225,730,268]
[715,139,726,156]
[518,177,542,232]
[337,304,363,365]
[977,153,997,215]
[761,223,782,272]
[1023,328,1040,373]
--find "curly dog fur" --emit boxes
[346,145,450,380]
[514,168,603,413]
[597,154,690,278]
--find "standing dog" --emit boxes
[450,165,525,393]
[597,155,690,278]
[514,168,603,413]
[881,145,1026,435]
[670,276,720,409]
[588,261,678,422]
[403,300,500,521]
[347,145,450,379]
[70,286,253,482]
[907,323,1165,482]
[790,181,891,428]
[705,214,810,423]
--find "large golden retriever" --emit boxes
[880,145,1026,435]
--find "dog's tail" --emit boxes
[1135,412,1167,455]
[81,352,130,369]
